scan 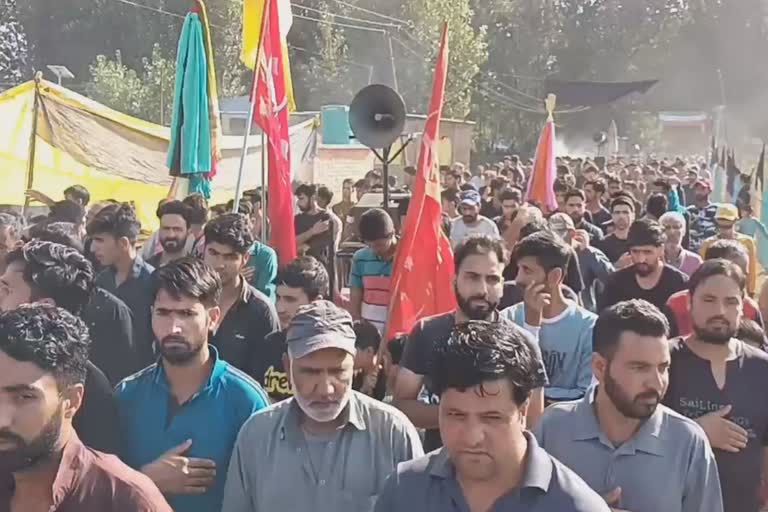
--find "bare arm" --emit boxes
[25,189,56,207]
[392,367,439,429]
[348,287,363,320]
[295,229,316,246]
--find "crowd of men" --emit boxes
[0,152,766,512]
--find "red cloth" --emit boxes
[385,24,456,341]
[666,289,761,336]
[251,0,296,266]
[525,119,558,214]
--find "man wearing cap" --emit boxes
[549,213,614,312]
[687,179,718,252]
[699,203,758,295]
[222,300,423,512]
[450,189,500,248]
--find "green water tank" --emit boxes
[321,105,352,145]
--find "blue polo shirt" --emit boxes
[115,346,269,512]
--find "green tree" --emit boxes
[86,44,175,125]
[0,0,30,84]
[402,0,488,119]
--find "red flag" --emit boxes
[526,111,557,213]
[385,24,456,341]
[252,0,296,265]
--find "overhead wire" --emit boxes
[294,13,386,33]
[325,0,411,26]
[293,3,402,28]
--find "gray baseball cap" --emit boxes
[285,300,357,359]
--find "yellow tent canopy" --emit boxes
[0,80,172,229]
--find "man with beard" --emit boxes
[203,214,279,378]
[599,219,688,311]
[564,189,604,243]
[222,300,423,512]
[449,189,500,248]
[596,196,636,266]
[585,178,612,231]
[376,321,605,512]
[502,232,596,404]
[686,179,719,252]
[535,300,723,512]
[0,304,172,511]
[663,260,768,512]
[116,258,269,512]
[294,184,334,271]
[699,204,758,296]
[394,236,547,452]
[147,200,192,268]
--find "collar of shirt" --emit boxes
[105,256,153,285]
[150,345,228,395]
[571,386,664,456]
[279,393,368,444]
[427,431,553,493]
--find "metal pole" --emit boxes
[260,131,267,240]
[387,33,399,93]
[382,145,391,208]
[716,68,728,145]
[23,75,42,216]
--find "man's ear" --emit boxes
[61,383,85,420]
[208,306,222,327]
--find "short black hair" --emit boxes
[317,186,334,204]
[499,188,522,203]
[553,179,570,194]
[295,183,317,198]
[704,239,748,262]
[152,257,222,308]
[157,200,192,228]
[64,185,90,206]
[27,222,84,253]
[645,193,669,219]
[6,241,94,316]
[431,321,546,405]
[275,256,329,299]
[564,189,585,202]
[611,196,635,213]
[454,236,508,273]
[689,259,745,297]
[182,193,209,225]
[354,320,381,352]
[387,334,407,365]
[225,199,253,217]
[0,304,90,388]
[593,300,669,358]
[652,179,672,193]
[585,179,606,194]
[519,217,551,240]
[441,188,459,205]
[627,218,665,248]
[86,203,141,243]
[358,208,394,242]
[513,231,570,274]
[49,200,85,225]
[204,213,254,254]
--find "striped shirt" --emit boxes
[349,247,393,334]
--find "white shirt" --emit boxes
[449,215,500,247]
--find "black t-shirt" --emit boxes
[294,211,333,265]
[595,234,629,263]
[589,207,612,233]
[401,312,548,452]
[663,338,768,512]
[83,288,139,385]
[250,330,293,403]
[75,361,120,454]
[598,264,687,312]
[480,199,502,219]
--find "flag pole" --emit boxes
[233,0,271,213]
[260,130,267,239]
[23,72,43,216]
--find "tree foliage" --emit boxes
[0,0,30,84]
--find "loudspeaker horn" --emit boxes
[349,84,406,149]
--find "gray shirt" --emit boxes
[450,215,500,247]
[221,391,423,512]
[374,432,609,512]
[534,387,723,512]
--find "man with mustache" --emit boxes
[535,300,723,512]
[222,300,423,512]
[449,190,500,248]
[664,260,768,512]
[501,232,595,404]
[0,304,172,511]
[115,258,269,512]
[147,200,192,268]
[394,236,546,452]
[599,218,688,311]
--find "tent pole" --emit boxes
[23,73,43,216]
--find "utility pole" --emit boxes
[387,31,398,93]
